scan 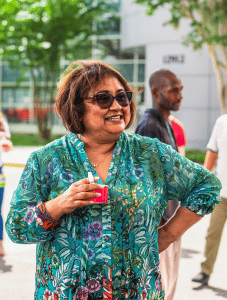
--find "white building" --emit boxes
[121,0,221,149]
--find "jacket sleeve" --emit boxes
[156,140,222,216]
[136,121,163,140]
[5,152,59,244]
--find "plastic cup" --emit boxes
[91,186,108,203]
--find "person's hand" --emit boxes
[45,176,106,221]
[1,140,13,152]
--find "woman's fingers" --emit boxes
[72,199,97,209]
[75,190,102,201]
[44,176,107,220]
[70,177,105,198]
[58,177,107,214]
[72,176,100,187]
[73,183,104,194]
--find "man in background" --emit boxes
[135,69,183,300]
[192,114,227,285]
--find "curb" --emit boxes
[4,163,25,168]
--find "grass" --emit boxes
[185,148,206,164]
[11,133,63,147]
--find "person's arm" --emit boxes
[158,206,202,252]
[5,152,105,244]
[155,140,221,251]
[203,150,218,171]
[177,145,185,156]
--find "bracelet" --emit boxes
[36,202,60,231]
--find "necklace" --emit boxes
[91,148,114,168]
[91,152,110,168]
[77,134,115,168]
[91,163,99,168]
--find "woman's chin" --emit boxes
[109,126,126,136]
[106,121,127,132]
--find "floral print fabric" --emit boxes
[6,132,221,300]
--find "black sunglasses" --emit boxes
[86,91,133,109]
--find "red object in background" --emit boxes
[16,109,30,120]
[169,116,187,147]
[4,106,56,122]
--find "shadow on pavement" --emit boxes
[180,248,200,259]
[193,284,227,298]
[0,257,13,273]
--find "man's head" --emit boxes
[149,69,183,114]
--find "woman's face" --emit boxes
[82,76,131,141]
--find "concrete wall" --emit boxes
[121,1,222,150]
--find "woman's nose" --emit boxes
[110,98,122,109]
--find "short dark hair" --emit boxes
[149,69,177,90]
[55,60,137,134]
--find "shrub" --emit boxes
[185,148,206,164]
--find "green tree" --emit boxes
[135,0,227,114]
[0,0,106,139]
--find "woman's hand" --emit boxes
[44,176,106,221]
[158,205,202,253]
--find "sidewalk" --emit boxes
[1,147,38,300]
[0,147,227,299]
[2,146,41,167]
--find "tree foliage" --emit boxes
[135,0,227,113]
[0,0,107,139]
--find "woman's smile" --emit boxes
[105,115,123,121]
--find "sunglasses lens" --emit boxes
[126,91,133,101]
[116,91,132,106]
[95,94,113,109]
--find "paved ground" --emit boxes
[0,147,227,299]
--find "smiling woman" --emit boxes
[56,60,136,135]
[81,77,131,146]
[5,60,222,300]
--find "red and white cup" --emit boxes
[91,185,108,203]
[88,172,108,203]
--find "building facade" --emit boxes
[121,0,222,149]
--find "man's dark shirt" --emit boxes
[135,108,179,223]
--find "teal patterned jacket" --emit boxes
[5,132,221,300]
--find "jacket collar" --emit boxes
[145,108,166,126]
